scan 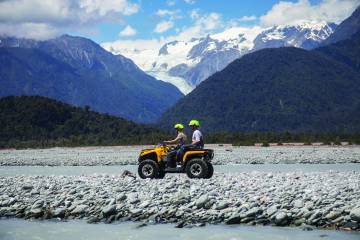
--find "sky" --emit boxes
[0,0,359,46]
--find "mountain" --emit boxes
[103,21,336,91]
[322,6,360,45]
[0,96,168,148]
[0,35,183,123]
[157,34,360,132]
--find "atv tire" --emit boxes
[138,160,160,179]
[186,158,209,179]
[205,162,214,179]
[157,169,166,179]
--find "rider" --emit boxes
[163,123,187,146]
[188,119,204,149]
[177,119,204,163]
[163,124,187,166]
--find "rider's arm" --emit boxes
[164,135,181,144]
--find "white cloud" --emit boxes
[156,9,178,16]
[0,0,139,39]
[190,9,200,19]
[166,0,176,6]
[260,0,360,27]
[184,0,196,4]
[154,20,174,33]
[119,25,136,36]
[238,15,257,22]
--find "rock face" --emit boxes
[0,171,359,230]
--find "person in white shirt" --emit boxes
[188,119,204,149]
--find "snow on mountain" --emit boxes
[254,21,336,50]
[102,21,336,94]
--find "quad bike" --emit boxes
[137,144,214,179]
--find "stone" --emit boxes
[30,208,43,218]
[116,193,127,201]
[52,208,66,218]
[102,205,116,217]
[325,211,341,220]
[225,213,241,224]
[275,212,288,226]
[294,199,304,208]
[266,205,278,216]
[350,208,360,222]
[195,195,209,209]
[215,201,229,210]
[71,204,88,214]
[22,185,33,191]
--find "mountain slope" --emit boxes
[0,35,183,123]
[103,22,336,90]
[322,6,360,45]
[0,96,168,148]
[158,47,360,132]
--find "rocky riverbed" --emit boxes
[1,171,359,231]
[1,145,360,166]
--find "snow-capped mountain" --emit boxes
[102,21,336,93]
[254,21,337,50]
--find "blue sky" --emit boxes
[0,0,358,43]
[90,0,325,43]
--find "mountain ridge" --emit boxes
[0,34,183,123]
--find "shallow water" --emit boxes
[0,164,359,177]
[0,219,359,240]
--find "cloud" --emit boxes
[156,9,178,17]
[119,25,136,36]
[166,0,176,6]
[154,20,174,33]
[0,0,139,39]
[238,15,257,22]
[184,0,195,4]
[260,0,360,27]
[190,9,200,19]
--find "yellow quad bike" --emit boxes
[137,144,214,179]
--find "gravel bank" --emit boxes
[1,171,359,230]
[1,145,360,166]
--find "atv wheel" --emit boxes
[156,169,166,179]
[205,162,214,179]
[186,158,208,179]
[138,160,160,179]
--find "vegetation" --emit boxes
[0,96,171,149]
[158,31,360,133]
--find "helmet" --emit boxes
[188,119,200,127]
[174,123,184,130]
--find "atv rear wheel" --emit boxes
[205,162,214,179]
[138,160,160,179]
[186,158,209,179]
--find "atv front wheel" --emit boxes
[186,158,209,179]
[138,160,160,179]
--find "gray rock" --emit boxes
[294,199,304,208]
[71,204,88,214]
[195,195,209,209]
[30,208,43,218]
[350,208,360,222]
[102,205,116,217]
[225,213,241,224]
[52,208,66,217]
[266,205,278,216]
[275,212,289,226]
[215,201,229,210]
[116,193,127,201]
[325,211,341,220]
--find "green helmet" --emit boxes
[174,123,184,130]
[188,119,200,127]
